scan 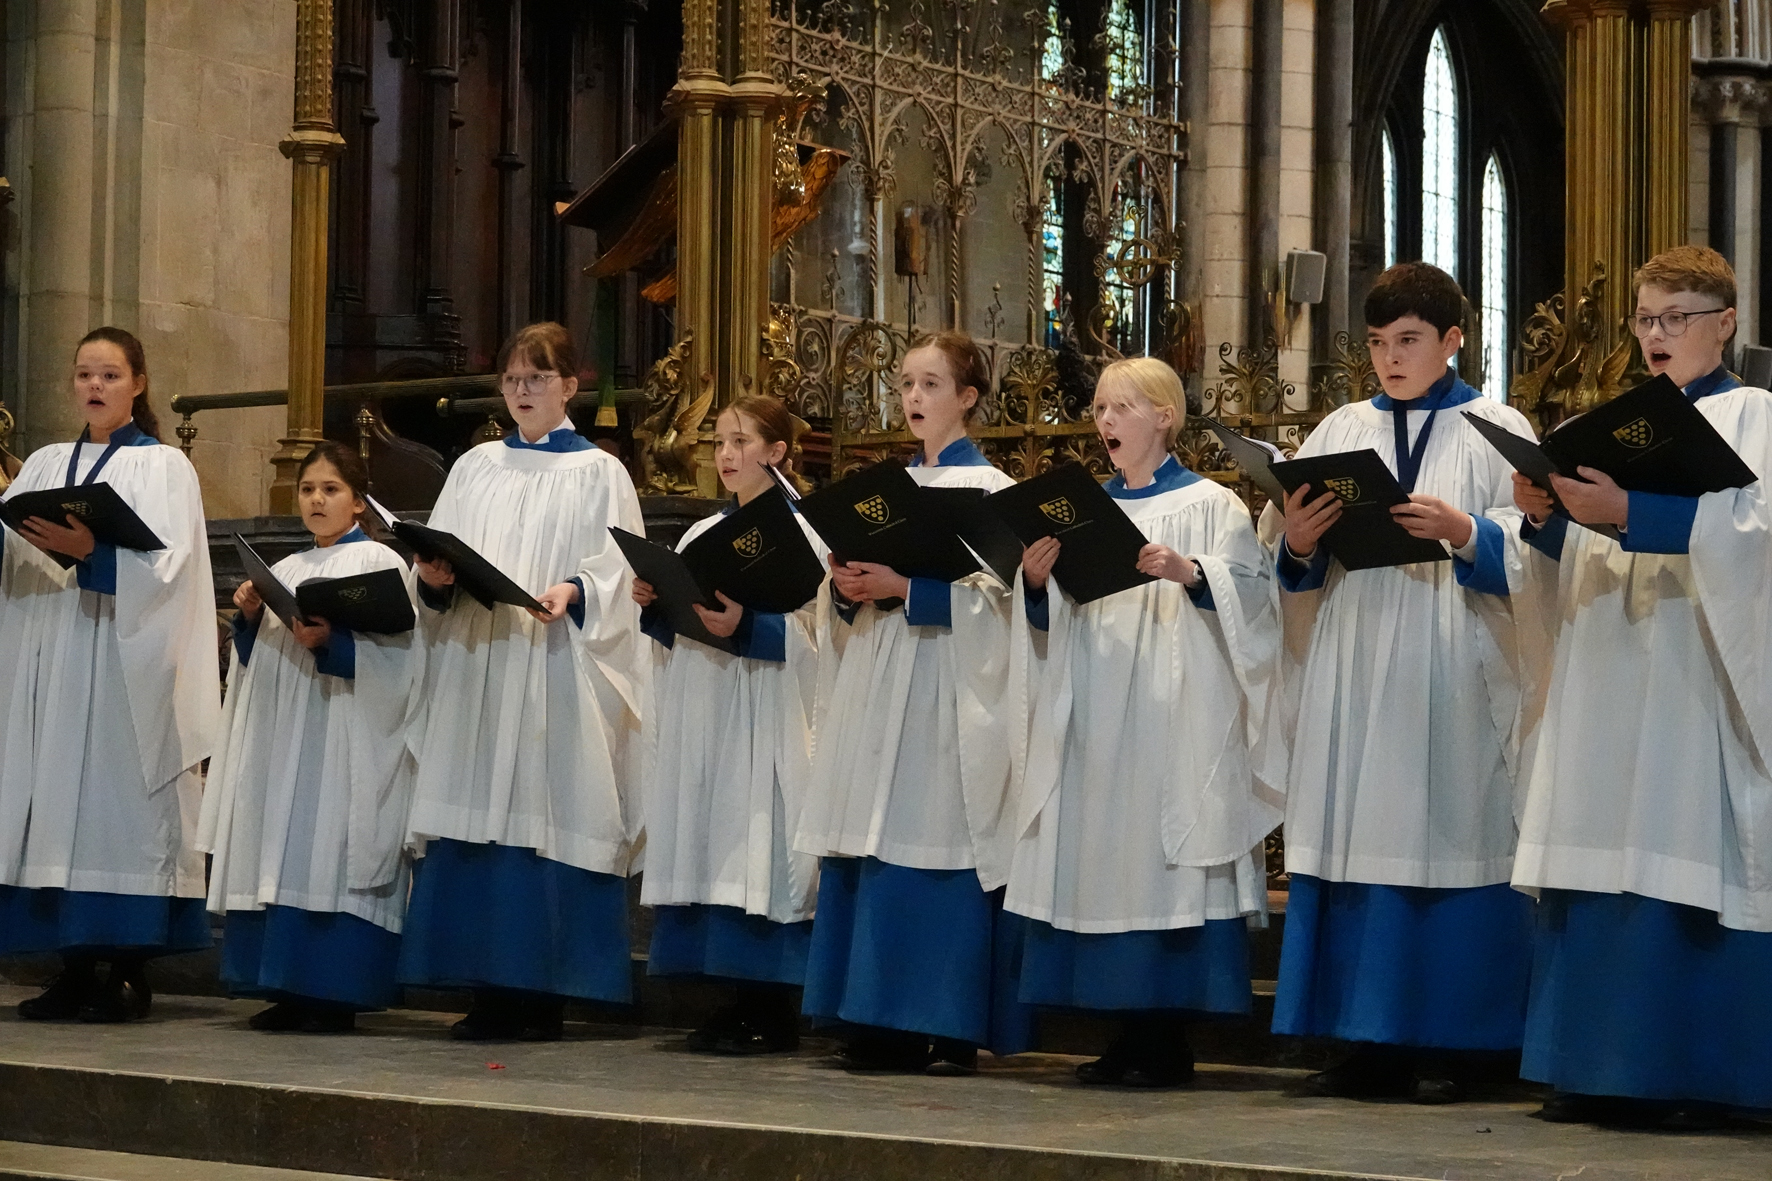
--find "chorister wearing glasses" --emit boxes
[1630,307,1726,338]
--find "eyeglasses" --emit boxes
[500,373,561,395]
[1630,308,1726,338]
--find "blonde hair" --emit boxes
[1634,245,1737,309]
[1095,357,1185,446]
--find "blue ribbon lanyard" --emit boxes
[1391,405,1440,494]
[64,429,128,488]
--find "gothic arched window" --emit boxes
[1382,127,1399,271]
[1421,27,1459,278]
[1480,153,1510,401]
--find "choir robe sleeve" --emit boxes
[1684,388,1772,889]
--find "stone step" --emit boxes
[0,1141,381,1181]
[3,988,1763,1181]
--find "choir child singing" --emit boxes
[1265,264,1541,1102]
[797,331,1033,1074]
[397,322,647,1041]
[635,395,828,1054]
[1511,245,1772,1126]
[1007,358,1279,1087]
[0,328,219,1022]
[199,442,420,1033]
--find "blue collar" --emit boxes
[909,436,991,468]
[1105,455,1201,499]
[66,421,153,486]
[1684,365,1740,402]
[1370,368,1479,411]
[504,423,592,452]
[316,525,369,548]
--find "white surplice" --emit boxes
[197,537,419,932]
[0,441,219,898]
[1259,392,1540,888]
[404,440,648,877]
[1005,471,1279,932]
[794,460,1021,890]
[1512,386,1772,932]
[639,510,829,924]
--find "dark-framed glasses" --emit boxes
[500,372,561,395]
[1630,308,1726,338]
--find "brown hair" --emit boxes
[75,326,160,441]
[906,330,990,422]
[1364,262,1466,337]
[1634,245,1737,310]
[721,394,810,493]
[496,321,580,379]
[296,441,374,533]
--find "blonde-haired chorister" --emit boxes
[1,328,219,1023]
[1004,357,1279,1086]
[796,331,1034,1074]
[634,395,829,1054]
[1509,245,1772,1125]
[397,322,647,1041]
[197,442,421,1033]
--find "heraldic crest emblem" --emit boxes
[1613,418,1653,449]
[732,528,763,558]
[1038,497,1076,526]
[1324,478,1361,502]
[853,494,891,525]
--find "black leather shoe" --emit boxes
[686,1005,744,1053]
[838,1029,929,1071]
[78,961,152,1024]
[1412,1075,1463,1105]
[298,1008,357,1034]
[714,1018,799,1055]
[516,997,564,1042]
[1536,1092,1661,1126]
[925,1039,977,1076]
[17,961,98,1021]
[1120,1058,1196,1088]
[450,1000,522,1042]
[1301,1046,1414,1099]
[248,1002,312,1032]
[1075,1053,1130,1085]
[1660,1103,1728,1132]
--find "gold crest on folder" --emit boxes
[340,586,368,602]
[732,528,764,558]
[1325,478,1361,502]
[853,494,891,525]
[62,500,90,517]
[1613,418,1653,449]
[1038,497,1076,526]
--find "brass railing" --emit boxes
[169,374,504,454]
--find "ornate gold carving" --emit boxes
[1511,261,1638,431]
[1201,340,1294,419]
[1310,332,1382,409]
[633,334,714,494]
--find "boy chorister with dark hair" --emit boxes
[1265,262,1542,1103]
[1511,245,1772,1126]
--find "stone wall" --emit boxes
[4,0,293,516]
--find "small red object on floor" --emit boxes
[487,1063,505,1071]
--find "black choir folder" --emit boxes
[986,461,1153,604]
[365,496,544,613]
[1199,418,1289,505]
[233,535,415,635]
[1267,449,1450,571]
[1463,374,1757,532]
[610,488,826,655]
[795,462,985,612]
[1,483,165,568]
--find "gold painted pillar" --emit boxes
[270,0,346,512]
[669,0,726,497]
[727,0,780,404]
[1644,0,1707,255]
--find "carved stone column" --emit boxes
[416,0,462,355]
[727,0,780,403]
[1694,72,1771,345]
[270,0,347,512]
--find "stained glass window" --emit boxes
[1421,28,1458,277]
[1481,154,1510,401]
[1103,0,1146,106]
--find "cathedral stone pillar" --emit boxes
[1693,72,1770,347]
